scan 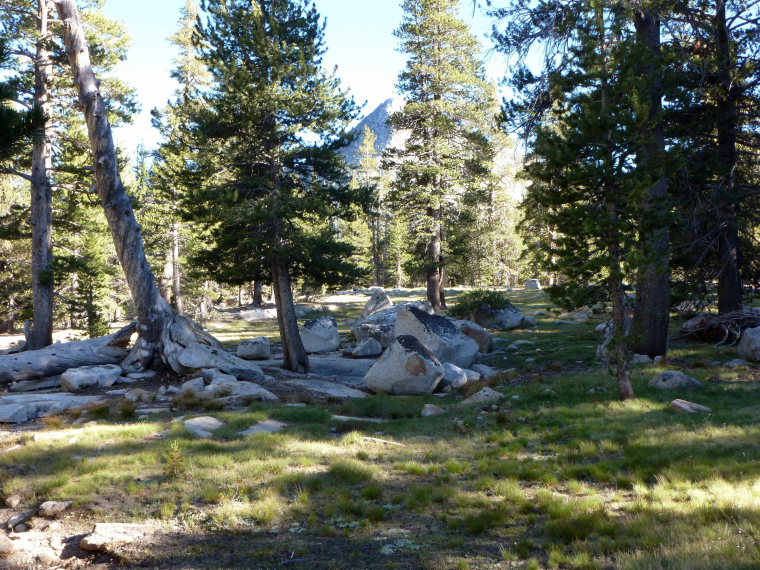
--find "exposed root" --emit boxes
[676,310,760,345]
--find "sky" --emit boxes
[101,0,509,154]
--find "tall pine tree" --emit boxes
[387,0,493,311]
[183,0,368,372]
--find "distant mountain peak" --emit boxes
[341,97,407,167]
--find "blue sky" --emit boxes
[102,0,508,153]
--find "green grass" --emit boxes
[2,288,759,568]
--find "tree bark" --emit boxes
[426,220,446,311]
[270,258,309,373]
[598,6,634,400]
[28,0,55,350]
[171,221,184,314]
[53,0,216,372]
[0,323,134,384]
[252,280,264,307]
[714,0,742,313]
[631,7,670,358]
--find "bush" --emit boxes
[449,289,515,319]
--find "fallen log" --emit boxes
[0,323,135,384]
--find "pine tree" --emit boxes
[0,0,134,344]
[388,0,494,311]
[183,0,368,372]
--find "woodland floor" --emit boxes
[1,288,760,569]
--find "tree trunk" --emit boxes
[28,0,54,351]
[252,280,264,307]
[631,7,670,358]
[54,0,217,372]
[598,6,634,400]
[426,231,442,312]
[0,323,134,384]
[270,258,309,373]
[714,0,742,313]
[171,221,184,314]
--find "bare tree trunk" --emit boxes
[28,0,54,350]
[171,221,184,315]
[158,257,172,304]
[252,280,264,307]
[270,258,308,373]
[54,0,217,371]
[426,221,447,312]
[714,0,742,313]
[631,7,670,358]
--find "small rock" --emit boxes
[588,386,608,394]
[725,359,749,368]
[462,388,504,405]
[202,368,238,385]
[421,404,444,417]
[470,364,500,381]
[126,370,157,380]
[239,419,288,436]
[299,316,340,354]
[738,327,760,361]
[524,357,536,364]
[80,523,151,552]
[0,534,14,555]
[524,279,542,290]
[649,371,703,390]
[507,340,535,351]
[441,363,475,389]
[184,416,225,438]
[114,376,140,385]
[670,399,712,413]
[38,500,72,518]
[180,377,205,393]
[61,364,123,391]
[631,354,652,365]
[237,337,271,360]
[5,495,21,508]
[352,338,384,358]
[125,389,150,403]
[653,355,665,365]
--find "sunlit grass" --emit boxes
[3,288,760,568]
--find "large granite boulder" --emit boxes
[177,342,265,381]
[351,301,434,347]
[394,306,479,368]
[738,327,760,361]
[472,303,526,331]
[524,279,542,290]
[61,364,123,391]
[365,335,444,395]
[362,289,393,317]
[300,316,340,353]
[453,320,493,353]
[237,337,271,360]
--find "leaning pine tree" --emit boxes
[183,0,368,373]
[386,0,493,312]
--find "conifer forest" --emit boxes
[0,0,759,569]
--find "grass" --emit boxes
[2,288,759,569]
